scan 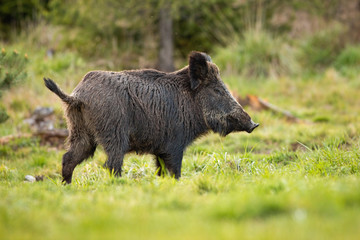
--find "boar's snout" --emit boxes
[226,109,259,135]
[246,120,259,133]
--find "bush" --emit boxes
[0,48,28,123]
[333,45,360,77]
[0,0,48,38]
[299,24,346,72]
[0,48,28,94]
[0,105,9,123]
[214,29,299,78]
[47,0,158,67]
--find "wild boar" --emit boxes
[44,51,259,183]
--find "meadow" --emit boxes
[1,34,360,239]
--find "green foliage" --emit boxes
[171,0,248,56]
[0,48,28,95]
[334,45,360,68]
[37,0,292,67]
[0,0,48,38]
[214,29,299,78]
[0,48,28,123]
[334,44,360,77]
[299,24,346,72]
[0,0,357,74]
[46,0,245,56]
[43,0,250,66]
[214,24,356,79]
[35,51,85,75]
[47,0,160,67]
[0,105,9,123]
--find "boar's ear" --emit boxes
[188,51,210,90]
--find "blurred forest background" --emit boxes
[1,0,360,73]
[1,1,360,239]
[1,0,360,125]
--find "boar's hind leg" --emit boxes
[62,135,97,184]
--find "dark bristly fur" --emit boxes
[44,51,259,184]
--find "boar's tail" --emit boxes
[43,77,79,106]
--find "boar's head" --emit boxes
[188,51,259,136]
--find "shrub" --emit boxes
[0,105,9,123]
[0,48,28,123]
[214,29,299,78]
[298,24,346,72]
[333,45,360,77]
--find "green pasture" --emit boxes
[1,40,360,240]
[1,3,360,236]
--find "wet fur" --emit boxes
[45,51,255,183]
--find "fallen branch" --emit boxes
[248,95,300,123]
[0,129,68,147]
[0,134,32,145]
[232,91,301,123]
[34,129,68,138]
[34,129,68,147]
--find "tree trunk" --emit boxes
[158,3,175,72]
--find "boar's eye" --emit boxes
[214,89,222,95]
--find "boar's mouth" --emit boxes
[225,115,259,135]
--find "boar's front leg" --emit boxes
[102,139,128,177]
[103,149,126,177]
[156,151,183,179]
[98,128,129,177]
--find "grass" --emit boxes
[1,142,360,240]
[1,37,360,240]
[213,28,299,78]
